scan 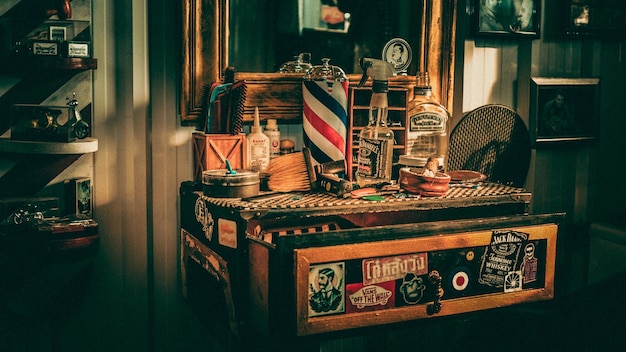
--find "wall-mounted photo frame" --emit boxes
[544,0,626,39]
[49,26,67,42]
[529,77,600,147]
[471,0,539,38]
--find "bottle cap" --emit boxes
[266,119,278,130]
[304,58,348,82]
[358,57,395,88]
[278,53,312,73]
[251,106,263,133]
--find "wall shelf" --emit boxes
[0,0,97,227]
[1,57,98,74]
[28,57,97,70]
[0,137,98,154]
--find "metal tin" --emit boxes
[202,169,259,198]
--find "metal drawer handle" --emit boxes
[427,270,443,315]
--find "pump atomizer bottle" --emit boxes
[302,58,349,166]
[355,58,396,187]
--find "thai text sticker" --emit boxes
[362,253,428,286]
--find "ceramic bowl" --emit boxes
[399,167,451,197]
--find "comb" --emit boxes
[227,80,247,135]
[212,91,227,133]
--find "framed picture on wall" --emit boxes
[544,0,626,39]
[471,0,539,38]
[529,77,600,147]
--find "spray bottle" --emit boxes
[355,58,396,187]
[247,107,270,172]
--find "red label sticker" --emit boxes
[346,281,395,313]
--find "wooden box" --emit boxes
[180,181,562,348]
[192,132,247,182]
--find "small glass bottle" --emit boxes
[355,79,395,187]
[264,119,281,159]
[247,107,270,172]
[401,72,450,172]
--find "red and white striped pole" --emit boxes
[302,59,349,165]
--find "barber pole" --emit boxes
[302,58,349,165]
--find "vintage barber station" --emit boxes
[179,0,564,350]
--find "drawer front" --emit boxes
[294,222,557,336]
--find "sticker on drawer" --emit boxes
[218,218,237,249]
[362,253,428,286]
[478,230,528,288]
[346,281,395,313]
[308,262,345,317]
[194,197,214,241]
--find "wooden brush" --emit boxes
[266,148,317,192]
[227,80,247,135]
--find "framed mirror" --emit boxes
[181,0,457,125]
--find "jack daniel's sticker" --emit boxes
[478,230,528,288]
[356,138,392,179]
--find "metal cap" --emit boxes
[304,58,348,82]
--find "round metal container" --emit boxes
[202,169,260,198]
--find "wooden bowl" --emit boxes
[399,168,451,197]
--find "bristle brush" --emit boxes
[228,80,247,135]
[266,148,317,192]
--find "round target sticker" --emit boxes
[450,267,470,291]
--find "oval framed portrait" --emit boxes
[382,38,412,74]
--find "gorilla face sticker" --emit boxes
[399,273,426,304]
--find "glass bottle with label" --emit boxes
[355,58,395,187]
[264,119,281,159]
[400,72,450,172]
[247,106,270,172]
